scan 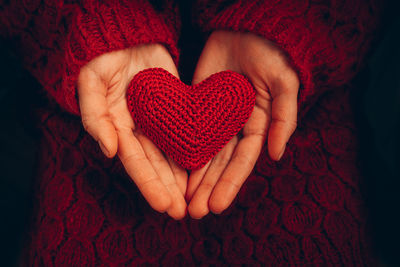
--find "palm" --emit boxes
[187,31,299,218]
[78,44,188,219]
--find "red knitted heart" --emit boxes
[126,68,256,170]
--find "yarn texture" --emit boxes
[0,0,382,266]
[127,68,256,170]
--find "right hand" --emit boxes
[78,44,187,219]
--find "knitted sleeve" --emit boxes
[194,0,381,112]
[0,0,180,115]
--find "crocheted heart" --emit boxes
[126,68,256,170]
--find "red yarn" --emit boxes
[54,239,95,267]
[127,68,256,170]
[37,215,64,251]
[66,201,105,238]
[282,196,323,235]
[164,219,190,250]
[244,198,280,237]
[96,228,136,264]
[192,236,221,262]
[195,0,380,112]
[237,174,269,208]
[0,0,180,115]
[0,0,382,266]
[222,232,254,263]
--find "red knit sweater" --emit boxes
[0,0,381,266]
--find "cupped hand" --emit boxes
[186,31,299,218]
[78,44,187,219]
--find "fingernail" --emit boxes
[278,144,286,160]
[98,141,109,157]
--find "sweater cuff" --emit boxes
[55,0,180,115]
[195,0,379,112]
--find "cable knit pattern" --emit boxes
[127,68,256,169]
[195,0,381,114]
[0,0,381,266]
[24,85,377,266]
[0,0,180,115]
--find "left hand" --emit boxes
[186,31,300,219]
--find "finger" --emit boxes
[188,136,238,219]
[117,127,172,213]
[186,161,211,202]
[209,132,265,214]
[135,43,180,79]
[192,60,224,85]
[192,39,239,85]
[166,156,188,196]
[165,64,180,79]
[78,69,118,158]
[134,131,187,219]
[267,92,298,161]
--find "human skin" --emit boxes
[77,31,299,220]
[186,31,299,219]
[77,44,188,220]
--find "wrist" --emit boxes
[207,30,241,71]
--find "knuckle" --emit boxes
[272,68,299,93]
[272,117,297,131]
[233,153,254,170]
[200,182,214,191]
[121,153,145,166]
[219,177,240,190]
[213,153,231,167]
[164,181,178,189]
[147,151,165,165]
[138,176,160,191]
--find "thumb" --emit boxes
[78,68,118,158]
[192,40,236,85]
